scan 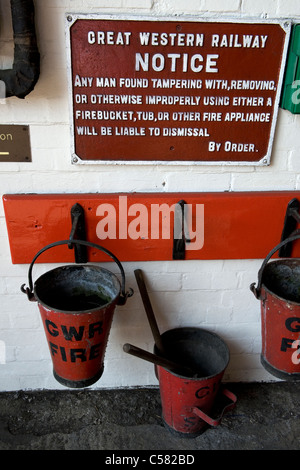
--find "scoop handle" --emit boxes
[123,343,195,377]
[134,269,165,354]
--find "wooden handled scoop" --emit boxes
[134,269,165,354]
[123,343,197,377]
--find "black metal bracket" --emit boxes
[172,200,191,260]
[68,203,88,263]
[279,198,300,257]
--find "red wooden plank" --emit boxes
[3,192,300,264]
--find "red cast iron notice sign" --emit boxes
[66,15,290,165]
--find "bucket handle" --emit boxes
[192,388,237,427]
[250,232,300,299]
[21,239,133,305]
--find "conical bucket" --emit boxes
[251,234,300,380]
[154,327,237,437]
[22,240,133,388]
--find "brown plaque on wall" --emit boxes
[0,125,31,162]
[66,15,290,165]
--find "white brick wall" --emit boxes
[0,0,299,391]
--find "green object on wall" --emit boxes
[280,24,300,114]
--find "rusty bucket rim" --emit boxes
[260,257,300,306]
[155,326,230,380]
[21,239,134,305]
[33,264,121,314]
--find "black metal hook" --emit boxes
[69,203,88,263]
[279,198,300,257]
[173,200,191,260]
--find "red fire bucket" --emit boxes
[251,234,300,380]
[154,328,237,437]
[22,240,133,388]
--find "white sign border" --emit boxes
[65,14,291,166]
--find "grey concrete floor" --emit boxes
[0,382,299,451]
